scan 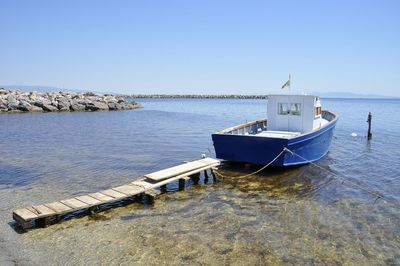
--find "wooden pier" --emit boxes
[12,157,220,229]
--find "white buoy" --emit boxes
[351,133,357,137]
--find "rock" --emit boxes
[58,99,71,111]
[8,109,23,113]
[70,100,86,111]
[30,106,43,112]
[6,94,16,102]
[33,99,51,108]
[42,104,59,112]
[86,101,109,111]
[108,102,122,110]
[7,101,19,110]
[0,89,140,113]
[51,100,59,107]
[17,100,32,112]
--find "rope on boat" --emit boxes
[213,147,400,208]
[213,148,287,179]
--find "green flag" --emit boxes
[281,75,291,89]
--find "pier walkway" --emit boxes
[13,157,220,229]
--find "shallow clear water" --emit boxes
[0,98,399,265]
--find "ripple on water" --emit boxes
[0,98,399,265]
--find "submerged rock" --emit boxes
[0,88,140,113]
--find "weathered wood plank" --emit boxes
[144,158,220,181]
[75,195,101,205]
[28,205,55,216]
[45,202,72,213]
[100,189,127,199]
[144,163,221,189]
[131,180,155,189]
[113,185,144,196]
[89,192,114,202]
[13,208,37,221]
[61,198,88,209]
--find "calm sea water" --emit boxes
[0,98,399,265]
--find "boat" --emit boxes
[212,94,338,166]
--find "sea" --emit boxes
[0,98,399,265]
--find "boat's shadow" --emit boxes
[214,161,335,199]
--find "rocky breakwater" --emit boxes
[0,89,140,113]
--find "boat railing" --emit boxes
[216,118,267,135]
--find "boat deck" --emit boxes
[12,157,220,229]
[255,130,301,138]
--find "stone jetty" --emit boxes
[0,88,140,113]
[126,94,268,99]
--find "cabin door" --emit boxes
[288,98,304,132]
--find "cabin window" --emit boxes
[315,107,322,116]
[278,103,289,115]
[290,103,301,115]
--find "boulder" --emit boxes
[17,100,32,112]
[33,99,51,108]
[30,106,44,112]
[86,101,109,111]
[108,102,122,110]
[42,104,59,112]
[7,94,16,102]
[70,100,86,111]
[58,99,71,111]
[0,102,7,110]
[7,101,19,110]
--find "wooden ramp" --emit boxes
[13,157,220,229]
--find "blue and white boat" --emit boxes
[212,95,338,166]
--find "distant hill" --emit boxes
[0,85,116,95]
[0,85,81,93]
[312,91,397,99]
[1,85,398,99]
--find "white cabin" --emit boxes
[266,95,327,134]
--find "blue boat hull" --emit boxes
[212,118,337,167]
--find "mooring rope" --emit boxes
[284,147,400,207]
[213,148,287,179]
[213,147,400,208]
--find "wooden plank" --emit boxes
[75,195,101,205]
[13,208,37,221]
[61,198,88,209]
[131,180,155,190]
[100,189,127,199]
[146,163,221,188]
[28,205,55,216]
[144,158,220,181]
[45,202,72,213]
[112,185,144,196]
[89,192,114,202]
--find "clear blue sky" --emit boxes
[1,0,399,96]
